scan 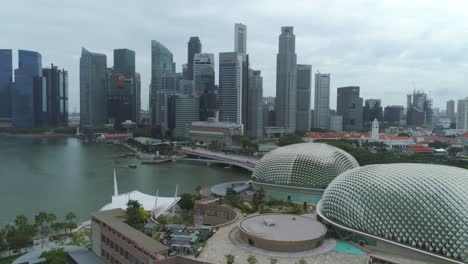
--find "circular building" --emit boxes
[252,143,359,202]
[239,214,327,252]
[318,163,468,264]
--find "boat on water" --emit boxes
[128,164,137,168]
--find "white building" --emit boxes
[234,23,247,60]
[314,72,331,130]
[219,52,243,124]
[457,98,468,132]
[330,115,343,132]
[189,118,244,145]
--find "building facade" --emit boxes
[275,26,297,133]
[80,48,108,129]
[406,91,433,127]
[337,86,363,131]
[42,65,68,127]
[150,40,174,133]
[314,72,330,130]
[384,105,404,126]
[168,95,200,138]
[193,53,216,121]
[329,115,343,132]
[189,119,244,145]
[0,49,12,125]
[457,98,468,132]
[161,73,182,135]
[248,69,263,139]
[234,23,247,59]
[446,100,455,121]
[13,50,43,128]
[296,64,311,132]
[186,37,202,80]
[218,52,242,124]
[363,99,383,127]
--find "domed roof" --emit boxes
[252,143,359,189]
[319,163,468,263]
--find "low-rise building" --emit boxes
[91,209,168,264]
[188,118,243,145]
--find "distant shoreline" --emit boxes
[0,132,73,138]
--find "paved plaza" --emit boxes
[193,215,368,264]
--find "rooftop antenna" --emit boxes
[113,169,118,197]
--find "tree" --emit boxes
[225,254,235,264]
[252,188,266,212]
[35,211,50,248]
[247,255,258,264]
[428,141,450,149]
[295,259,307,264]
[278,134,304,146]
[178,193,195,211]
[270,257,278,264]
[47,213,56,235]
[65,211,77,234]
[126,199,148,230]
[448,147,464,156]
[7,215,36,254]
[225,187,241,206]
[397,132,410,137]
[41,248,68,264]
[0,227,6,251]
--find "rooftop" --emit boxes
[239,214,326,242]
[92,209,168,253]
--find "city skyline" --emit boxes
[2,0,468,113]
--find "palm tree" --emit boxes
[247,255,258,264]
[270,257,278,264]
[65,211,77,234]
[34,212,48,248]
[47,213,56,235]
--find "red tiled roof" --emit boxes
[305,132,411,141]
[103,134,129,139]
[459,133,468,138]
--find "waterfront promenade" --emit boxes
[179,147,258,171]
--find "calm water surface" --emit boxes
[0,136,249,223]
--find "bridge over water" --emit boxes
[178,147,258,172]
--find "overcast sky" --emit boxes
[2,0,468,112]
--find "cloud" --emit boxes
[1,0,467,112]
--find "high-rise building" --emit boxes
[108,49,137,129]
[457,98,468,132]
[168,94,200,138]
[384,105,404,126]
[13,50,43,128]
[80,48,108,128]
[275,26,297,133]
[160,72,182,135]
[150,40,174,133]
[330,115,343,132]
[0,49,13,124]
[248,69,263,139]
[135,72,141,123]
[193,53,216,120]
[447,99,455,121]
[296,64,311,132]
[314,72,330,130]
[179,80,194,95]
[186,37,202,80]
[363,99,383,126]
[234,23,247,59]
[337,86,363,131]
[218,52,242,124]
[42,65,68,127]
[406,91,433,127]
[263,97,276,127]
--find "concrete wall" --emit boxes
[239,230,325,252]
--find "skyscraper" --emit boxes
[406,91,433,127]
[80,48,108,128]
[13,50,43,128]
[168,95,200,138]
[275,26,297,133]
[150,40,174,132]
[363,99,383,126]
[296,64,311,132]
[186,37,201,80]
[234,23,247,59]
[384,105,404,126]
[42,65,68,127]
[0,49,12,123]
[248,69,263,139]
[108,49,137,129]
[135,72,141,123]
[314,72,330,130]
[218,52,242,123]
[161,72,182,134]
[447,99,455,121]
[337,86,363,131]
[457,98,468,132]
[194,53,216,120]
